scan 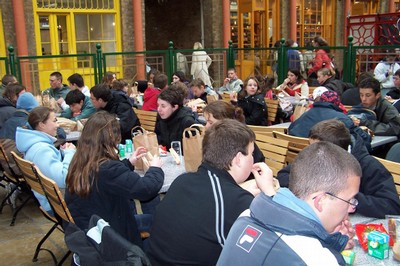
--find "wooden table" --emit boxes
[135,153,186,193]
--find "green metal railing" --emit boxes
[4,37,397,93]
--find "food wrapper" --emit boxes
[355,223,393,251]
[386,215,400,244]
[341,250,356,265]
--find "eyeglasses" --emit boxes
[325,192,358,208]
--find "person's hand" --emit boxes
[385,95,395,103]
[388,69,393,76]
[283,78,291,85]
[224,77,230,85]
[349,116,360,127]
[333,217,355,250]
[251,162,276,196]
[150,155,163,168]
[230,91,238,102]
[61,142,76,150]
[239,179,261,196]
[56,97,65,106]
[129,147,147,165]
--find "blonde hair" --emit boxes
[193,42,203,50]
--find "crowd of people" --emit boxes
[1,35,400,265]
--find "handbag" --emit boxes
[182,124,204,172]
[292,102,309,121]
[132,126,159,171]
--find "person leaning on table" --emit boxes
[147,119,275,265]
[352,77,400,137]
[65,111,164,249]
[218,141,361,265]
[278,119,400,219]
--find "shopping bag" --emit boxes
[131,126,159,171]
[182,124,204,172]
[292,102,309,121]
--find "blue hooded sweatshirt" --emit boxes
[15,126,75,211]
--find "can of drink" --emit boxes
[125,140,133,154]
[119,144,126,158]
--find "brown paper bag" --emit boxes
[57,117,77,132]
[292,102,309,121]
[182,125,204,172]
[132,126,159,171]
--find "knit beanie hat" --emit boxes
[320,91,341,107]
[17,92,39,112]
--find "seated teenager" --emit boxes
[203,101,265,166]
[289,91,372,148]
[90,83,140,143]
[190,78,218,103]
[230,77,267,126]
[279,119,400,219]
[60,89,96,121]
[0,92,39,140]
[275,68,309,97]
[351,77,400,137]
[15,106,76,213]
[218,141,361,265]
[155,84,195,150]
[148,119,275,265]
[142,73,168,111]
[65,111,164,248]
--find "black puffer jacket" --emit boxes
[238,93,267,126]
[155,107,195,150]
[103,91,140,143]
[0,97,16,130]
[351,134,400,218]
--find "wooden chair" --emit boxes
[32,165,73,265]
[272,131,310,164]
[134,109,158,132]
[308,86,318,96]
[255,133,289,177]
[265,98,279,125]
[343,105,353,113]
[11,151,65,265]
[248,125,286,137]
[374,157,400,196]
[0,139,33,226]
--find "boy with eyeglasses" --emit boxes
[278,119,400,219]
[218,141,361,265]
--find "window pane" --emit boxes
[39,16,51,55]
[37,0,114,9]
[75,15,88,41]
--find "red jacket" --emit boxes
[308,49,332,74]
[142,87,160,111]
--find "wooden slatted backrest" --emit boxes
[0,139,22,182]
[374,157,400,196]
[272,131,310,164]
[248,125,286,137]
[343,105,353,113]
[255,133,289,177]
[308,86,318,96]
[265,98,279,125]
[32,165,75,223]
[134,109,158,132]
[11,151,45,196]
